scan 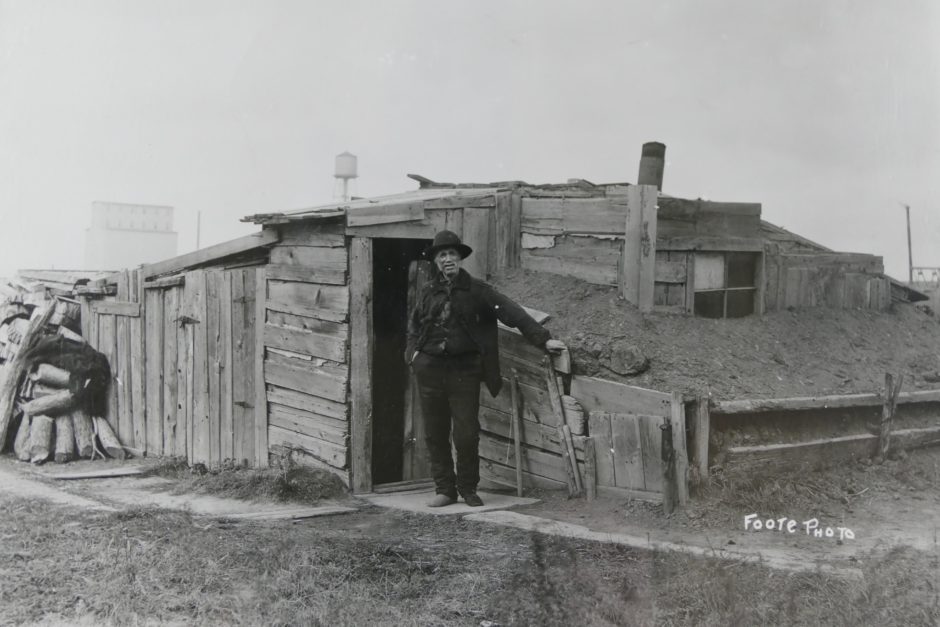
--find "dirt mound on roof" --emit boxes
[490,268,940,400]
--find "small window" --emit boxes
[693,252,758,318]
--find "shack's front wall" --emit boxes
[260,221,352,484]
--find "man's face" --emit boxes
[434,247,461,278]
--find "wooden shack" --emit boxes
[73,170,908,498]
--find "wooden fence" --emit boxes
[83,267,266,468]
[698,389,940,476]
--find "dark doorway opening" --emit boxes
[371,237,430,485]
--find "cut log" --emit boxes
[0,305,55,449]
[54,415,75,463]
[13,414,31,461]
[21,390,75,417]
[29,415,54,464]
[57,326,85,344]
[29,364,70,388]
[93,415,125,459]
[71,409,95,458]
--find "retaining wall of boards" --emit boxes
[691,389,940,477]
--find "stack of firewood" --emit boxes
[12,363,124,464]
[0,281,83,365]
[0,276,125,464]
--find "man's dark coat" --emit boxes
[406,268,551,397]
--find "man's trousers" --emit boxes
[411,352,483,498]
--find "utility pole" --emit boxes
[196,210,202,250]
[903,204,913,284]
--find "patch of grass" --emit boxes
[143,456,347,504]
[651,545,939,626]
[2,493,937,626]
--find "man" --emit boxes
[405,230,565,507]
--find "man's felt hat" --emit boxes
[424,230,473,259]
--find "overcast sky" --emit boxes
[1,0,937,279]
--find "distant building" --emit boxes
[84,201,178,270]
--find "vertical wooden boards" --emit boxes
[462,207,490,279]
[220,271,234,463]
[231,269,256,465]
[130,269,146,453]
[205,269,222,468]
[97,314,118,433]
[671,392,689,505]
[610,413,644,490]
[509,191,522,268]
[495,192,512,272]
[162,287,180,455]
[486,198,499,277]
[349,237,372,492]
[637,414,664,492]
[115,271,133,447]
[621,185,658,311]
[177,273,195,462]
[691,397,710,483]
[188,270,210,466]
[144,287,164,457]
[587,412,615,487]
[79,298,92,346]
[253,267,268,467]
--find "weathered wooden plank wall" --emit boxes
[263,221,351,485]
[518,186,659,311]
[477,327,584,491]
[764,250,889,312]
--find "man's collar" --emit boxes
[435,268,471,289]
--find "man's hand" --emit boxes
[544,339,566,354]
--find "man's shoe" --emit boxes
[426,494,457,507]
[462,492,484,507]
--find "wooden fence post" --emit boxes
[690,396,710,485]
[660,419,677,514]
[671,392,689,505]
[879,373,903,460]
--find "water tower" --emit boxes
[335,152,358,202]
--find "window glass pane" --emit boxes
[726,289,755,317]
[727,253,758,288]
[694,253,725,289]
[694,291,724,318]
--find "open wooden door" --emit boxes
[401,259,433,480]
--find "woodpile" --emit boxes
[0,273,128,464]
